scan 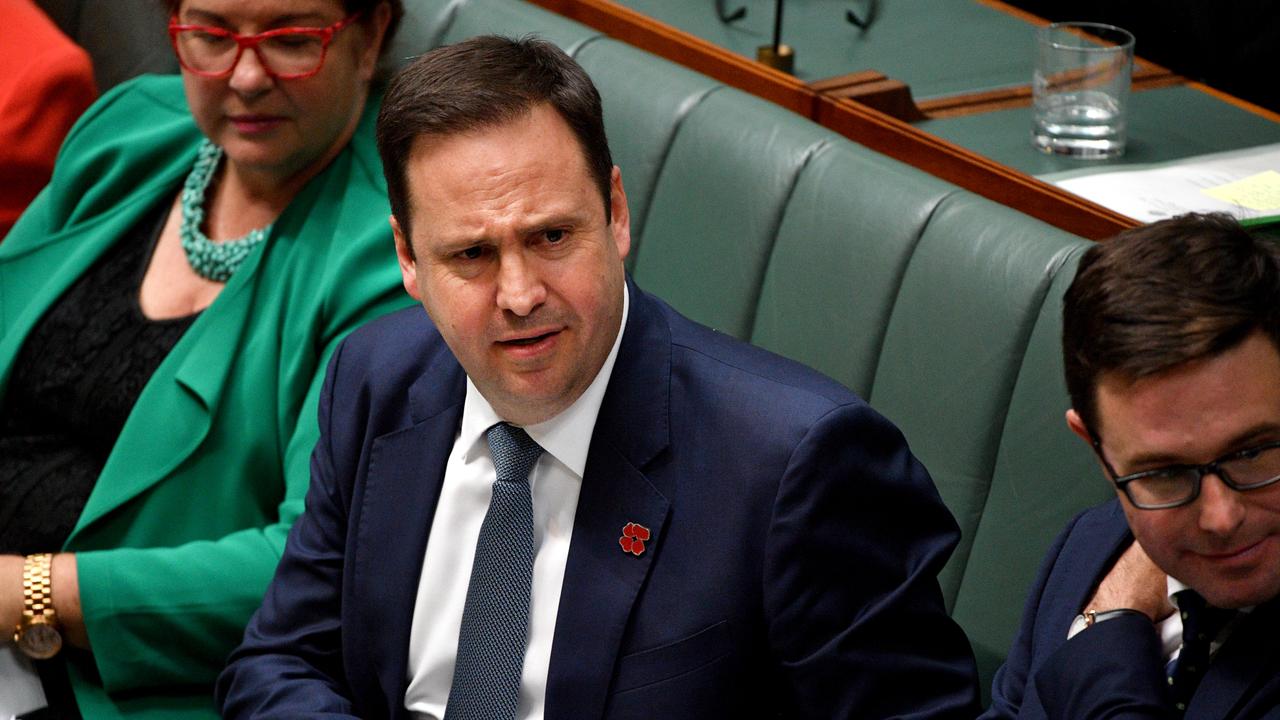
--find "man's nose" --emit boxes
[495,250,546,317]
[1197,471,1247,537]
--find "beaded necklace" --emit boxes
[179,139,272,282]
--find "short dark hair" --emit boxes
[160,0,404,52]
[1063,212,1280,437]
[376,35,613,242]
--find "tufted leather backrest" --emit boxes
[48,0,1113,700]
[36,0,176,91]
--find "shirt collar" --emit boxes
[458,284,630,478]
[1167,575,1255,614]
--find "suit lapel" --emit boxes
[355,360,467,718]
[546,281,673,720]
[0,155,215,542]
[1187,597,1280,719]
[68,159,333,540]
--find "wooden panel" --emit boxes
[814,96,1133,239]
[526,0,1136,239]
[809,71,927,122]
[919,63,1182,118]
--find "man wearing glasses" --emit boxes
[983,213,1280,719]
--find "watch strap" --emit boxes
[21,553,55,623]
[1084,607,1148,627]
[13,553,62,659]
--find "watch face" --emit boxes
[19,622,62,660]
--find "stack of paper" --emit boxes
[1046,143,1280,227]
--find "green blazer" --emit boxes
[0,75,413,718]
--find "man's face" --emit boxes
[392,103,630,426]
[1079,331,1280,609]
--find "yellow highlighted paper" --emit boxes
[1202,170,1280,211]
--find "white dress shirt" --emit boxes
[1157,576,1251,663]
[404,286,629,720]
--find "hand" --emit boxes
[1085,540,1174,623]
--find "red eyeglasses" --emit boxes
[168,13,360,80]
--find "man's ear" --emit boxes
[608,166,631,262]
[1065,409,1092,444]
[391,214,423,302]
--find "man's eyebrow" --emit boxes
[1124,422,1280,469]
[431,235,491,255]
[515,213,583,236]
[1223,423,1280,453]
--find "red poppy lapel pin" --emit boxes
[619,522,650,556]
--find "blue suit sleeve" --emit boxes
[763,402,981,718]
[1032,615,1168,719]
[216,339,360,718]
[982,506,1171,720]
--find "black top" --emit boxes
[1,202,202,718]
[1,202,199,555]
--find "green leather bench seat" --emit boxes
[40,0,1116,702]
[952,261,1105,676]
[753,141,953,398]
[869,196,1087,602]
[630,89,834,338]
[575,40,719,259]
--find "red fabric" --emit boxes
[0,0,97,239]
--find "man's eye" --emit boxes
[458,247,484,260]
[544,229,565,243]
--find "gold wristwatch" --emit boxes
[13,553,62,660]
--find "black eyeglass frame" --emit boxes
[1091,437,1280,510]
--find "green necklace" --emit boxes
[179,139,272,282]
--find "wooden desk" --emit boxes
[922,84,1280,176]
[530,0,1132,238]
[527,0,1280,240]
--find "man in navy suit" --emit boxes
[984,213,1280,719]
[217,36,979,719]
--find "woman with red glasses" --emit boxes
[0,1,408,717]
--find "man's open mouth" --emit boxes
[503,331,556,346]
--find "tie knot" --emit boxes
[1174,589,1237,639]
[486,422,544,483]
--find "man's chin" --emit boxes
[482,381,575,426]
[1191,573,1280,609]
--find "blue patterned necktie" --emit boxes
[1167,589,1237,715]
[444,422,544,720]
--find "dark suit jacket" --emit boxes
[217,280,979,719]
[983,499,1280,719]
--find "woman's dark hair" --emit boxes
[161,0,404,52]
[1062,212,1280,437]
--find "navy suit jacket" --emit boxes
[218,280,979,719]
[983,499,1280,719]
